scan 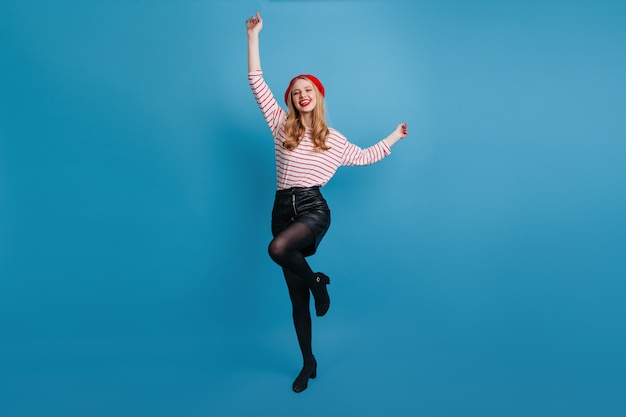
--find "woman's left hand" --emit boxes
[383,123,408,148]
[396,122,408,139]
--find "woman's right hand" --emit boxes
[246,11,263,37]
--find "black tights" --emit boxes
[268,222,316,359]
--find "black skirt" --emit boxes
[271,186,331,257]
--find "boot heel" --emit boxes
[293,357,317,393]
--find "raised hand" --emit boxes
[382,123,409,148]
[396,122,408,139]
[246,11,263,37]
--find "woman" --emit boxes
[245,11,408,393]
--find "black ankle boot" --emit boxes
[292,356,317,393]
[310,272,330,317]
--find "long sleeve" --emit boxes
[340,138,391,167]
[248,70,286,137]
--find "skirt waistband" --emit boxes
[275,186,320,196]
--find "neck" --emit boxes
[301,113,313,128]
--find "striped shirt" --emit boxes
[248,70,391,190]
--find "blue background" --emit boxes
[1,0,625,416]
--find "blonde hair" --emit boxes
[284,80,330,152]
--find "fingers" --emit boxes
[245,11,262,28]
[400,122,408,136]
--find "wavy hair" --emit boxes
[284,79,330,152]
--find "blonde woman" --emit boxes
[246,11,408,393]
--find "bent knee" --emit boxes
[268,238,286,262]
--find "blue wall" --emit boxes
[1,1,625,416]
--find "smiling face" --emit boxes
[290,78,318,114]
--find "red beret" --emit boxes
[284,74,325,105]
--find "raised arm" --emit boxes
[246,12,285,135]
[246,11,263,72]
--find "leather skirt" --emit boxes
[271,186,331,257]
